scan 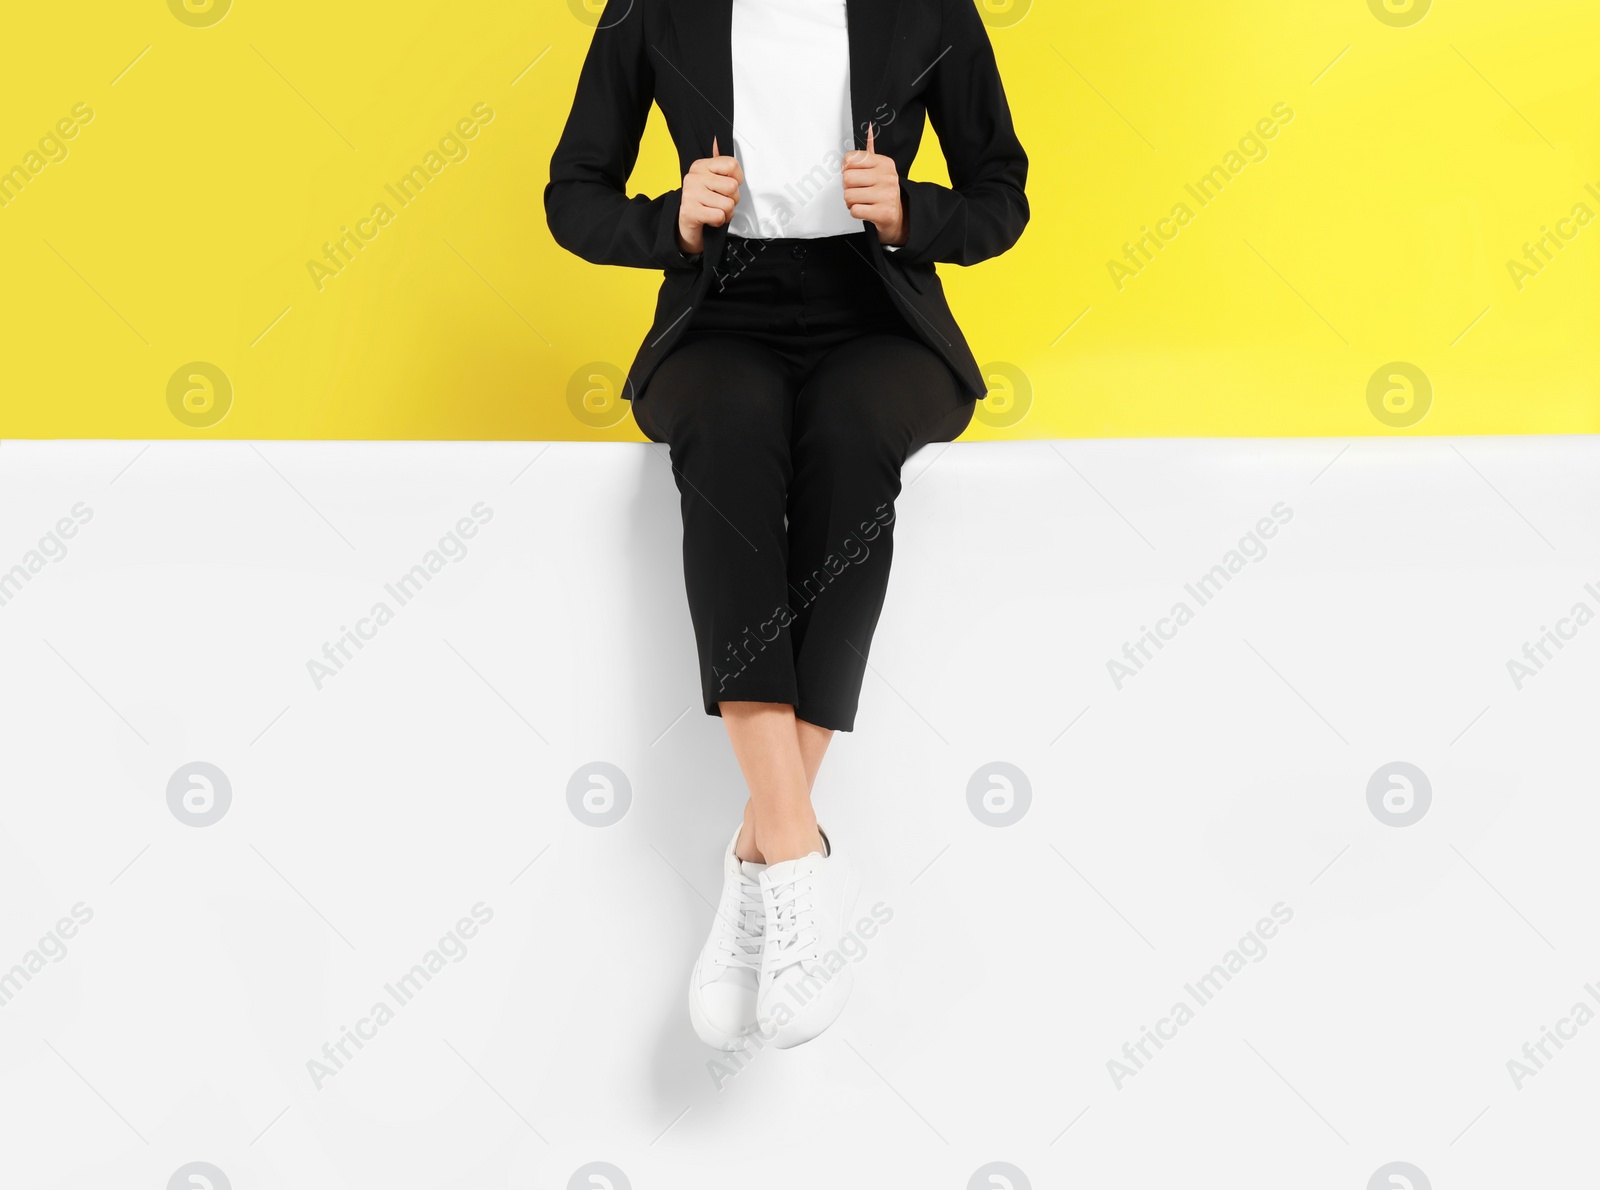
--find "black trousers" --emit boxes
[633,232,973,732]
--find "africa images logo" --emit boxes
[168,0,232,28]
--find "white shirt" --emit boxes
[729,0,862,240]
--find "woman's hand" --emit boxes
[842,124,907,246]
[677,138,743,256]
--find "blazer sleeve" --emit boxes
[895,0,1030,267]
[544,1,693,270]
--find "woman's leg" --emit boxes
[724,703,824,863]
[784,333,973,732]
[796,718,834,790]
[732,715,834,863]
[635,334,800,712]
[647,334,844,1046]
[637,335,826,865]
[730,334,967,860]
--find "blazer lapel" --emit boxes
[663,0,736,150]
[846,0,903,148]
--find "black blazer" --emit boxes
[545,0,1029,401]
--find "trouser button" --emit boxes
[791,244,807,260]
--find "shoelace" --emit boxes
[713,872,765,974]
[762,868,818,978]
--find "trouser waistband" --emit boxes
[721,230,874,264]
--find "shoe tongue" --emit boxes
[740,860,766,879]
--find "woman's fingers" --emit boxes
[699,148,743,180]
[848,202,896,225]
[842,155,896,185]
[845,130,889,171]
[696,172,740,198]
[845,122,879,169]
[841,168,890,192]
[844,131,905,240]
[679,139,742,248]
[689,191,737,220]
[696,192,737,215]
[711,137,747,180]
[696,202,731,227]
[842,180,896,206]
[690,178,738,211]
[682,138,742,236]
[841,126,902,236]
[686,202,723,227]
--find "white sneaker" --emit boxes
[688,825,766,1049]
[756,829,858,1049]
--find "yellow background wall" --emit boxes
[1,0,1595,440]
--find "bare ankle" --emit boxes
[756,824,824,865]
[734,818,764,864]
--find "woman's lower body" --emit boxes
[634,232,973,732]
[634,231,972,1050]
